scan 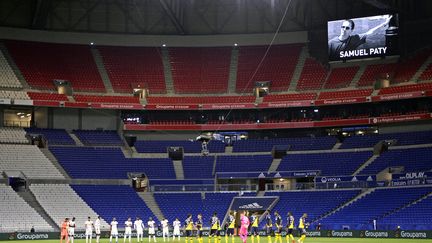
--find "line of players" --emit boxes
[60,216,103,243]
[59,216,179,243]
[59,210,308,243]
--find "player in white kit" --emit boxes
[134,217,145,243]
[124,217,133,243]
[148,217,157,242]
[94,216,101,243]
[161,218,169,242]
[110,218,119,243]
[67,217,76,243]
[172,218,181,241]
[85,217,94,243]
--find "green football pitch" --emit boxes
[2,237,432,243]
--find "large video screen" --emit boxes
[328,14,399,62]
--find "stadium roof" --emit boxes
[0,0,431,35]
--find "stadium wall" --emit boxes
[0,27,307,46]
[378,122,432,134]
[81,109,119,130]
[2,230,432,240]
[53,109,79,129]
[34,108,48,128]
[125,131,201,141]
[33,108,119,130]
[0,107,3,127]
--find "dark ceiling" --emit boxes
[0,0,431,35]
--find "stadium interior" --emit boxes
[0,0,432,239]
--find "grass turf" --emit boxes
[1,237,432,243]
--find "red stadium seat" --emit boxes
[5,40,105,92]
[318,89,373,99]
[74,94,140,103]
[296,58,327,91]
[98,46,166,94]
[324,66,359,89]
[169,47,231,94]
[236,44,303,92]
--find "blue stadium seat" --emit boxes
[379,195,432,230]
[232,137,337,152]
[277,151,372,176]
[215,155,273,173]
[183,156,215,179]
[265,190,361,228]
[154,192,237,226]
[25,128,75,145]
[340,131,432,149]
[359,147,432,175]
[135,140,225,153]
[319,187,432,230]
[73,130,123,146]
[72,185,155,224]
[50,146,176,179]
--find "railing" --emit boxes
[265,181,371,191]
[3,120,30,127]
[151,184,215,192]
[150,183,258,192]
[215,184,258,192]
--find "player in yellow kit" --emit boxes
[297,214,308,243]
[250,212,260,243]
[209,212,221,243]
[196,214,204,243]
[274,211,283,243]
[225,211,236,243]
[264,210,273,243]
[185,214,194,243]
[285,212,295,243]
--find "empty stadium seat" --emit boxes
[74,94,140,103]
[324,66,359,89]
[318,89,373,100]
[296,58,327,91]
[378,82,432,95]
[169,47,231,93]
[357,63,397,87]
[98,46,166,93]
[154,192,237,226]
[50,146,176,179]
[0,184,54,233]
[393,49,431,83]
[232,137,337,152]
[73,130,123,146]
[320,187,432,230]
[263,93,317,102]
[236,44,303,92]
[0,90,30,100]
[215,155,273,173]
[30,184,110,230]
[5,40,105,92]
[419,63,432,81]
[277,151,373,176]
[134,140,225,154]
[0,144,65,179]
[380,195,432,230]
[0,50,21,88]
[146,96,255,104]
[266,189,361,226]
[0,127,28,144]
[182,156,215,179]
[27,92,68,101]
[358,147,432,175]
[340,130,432,149]
[72,185,156,224]
[25,128,75,145]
